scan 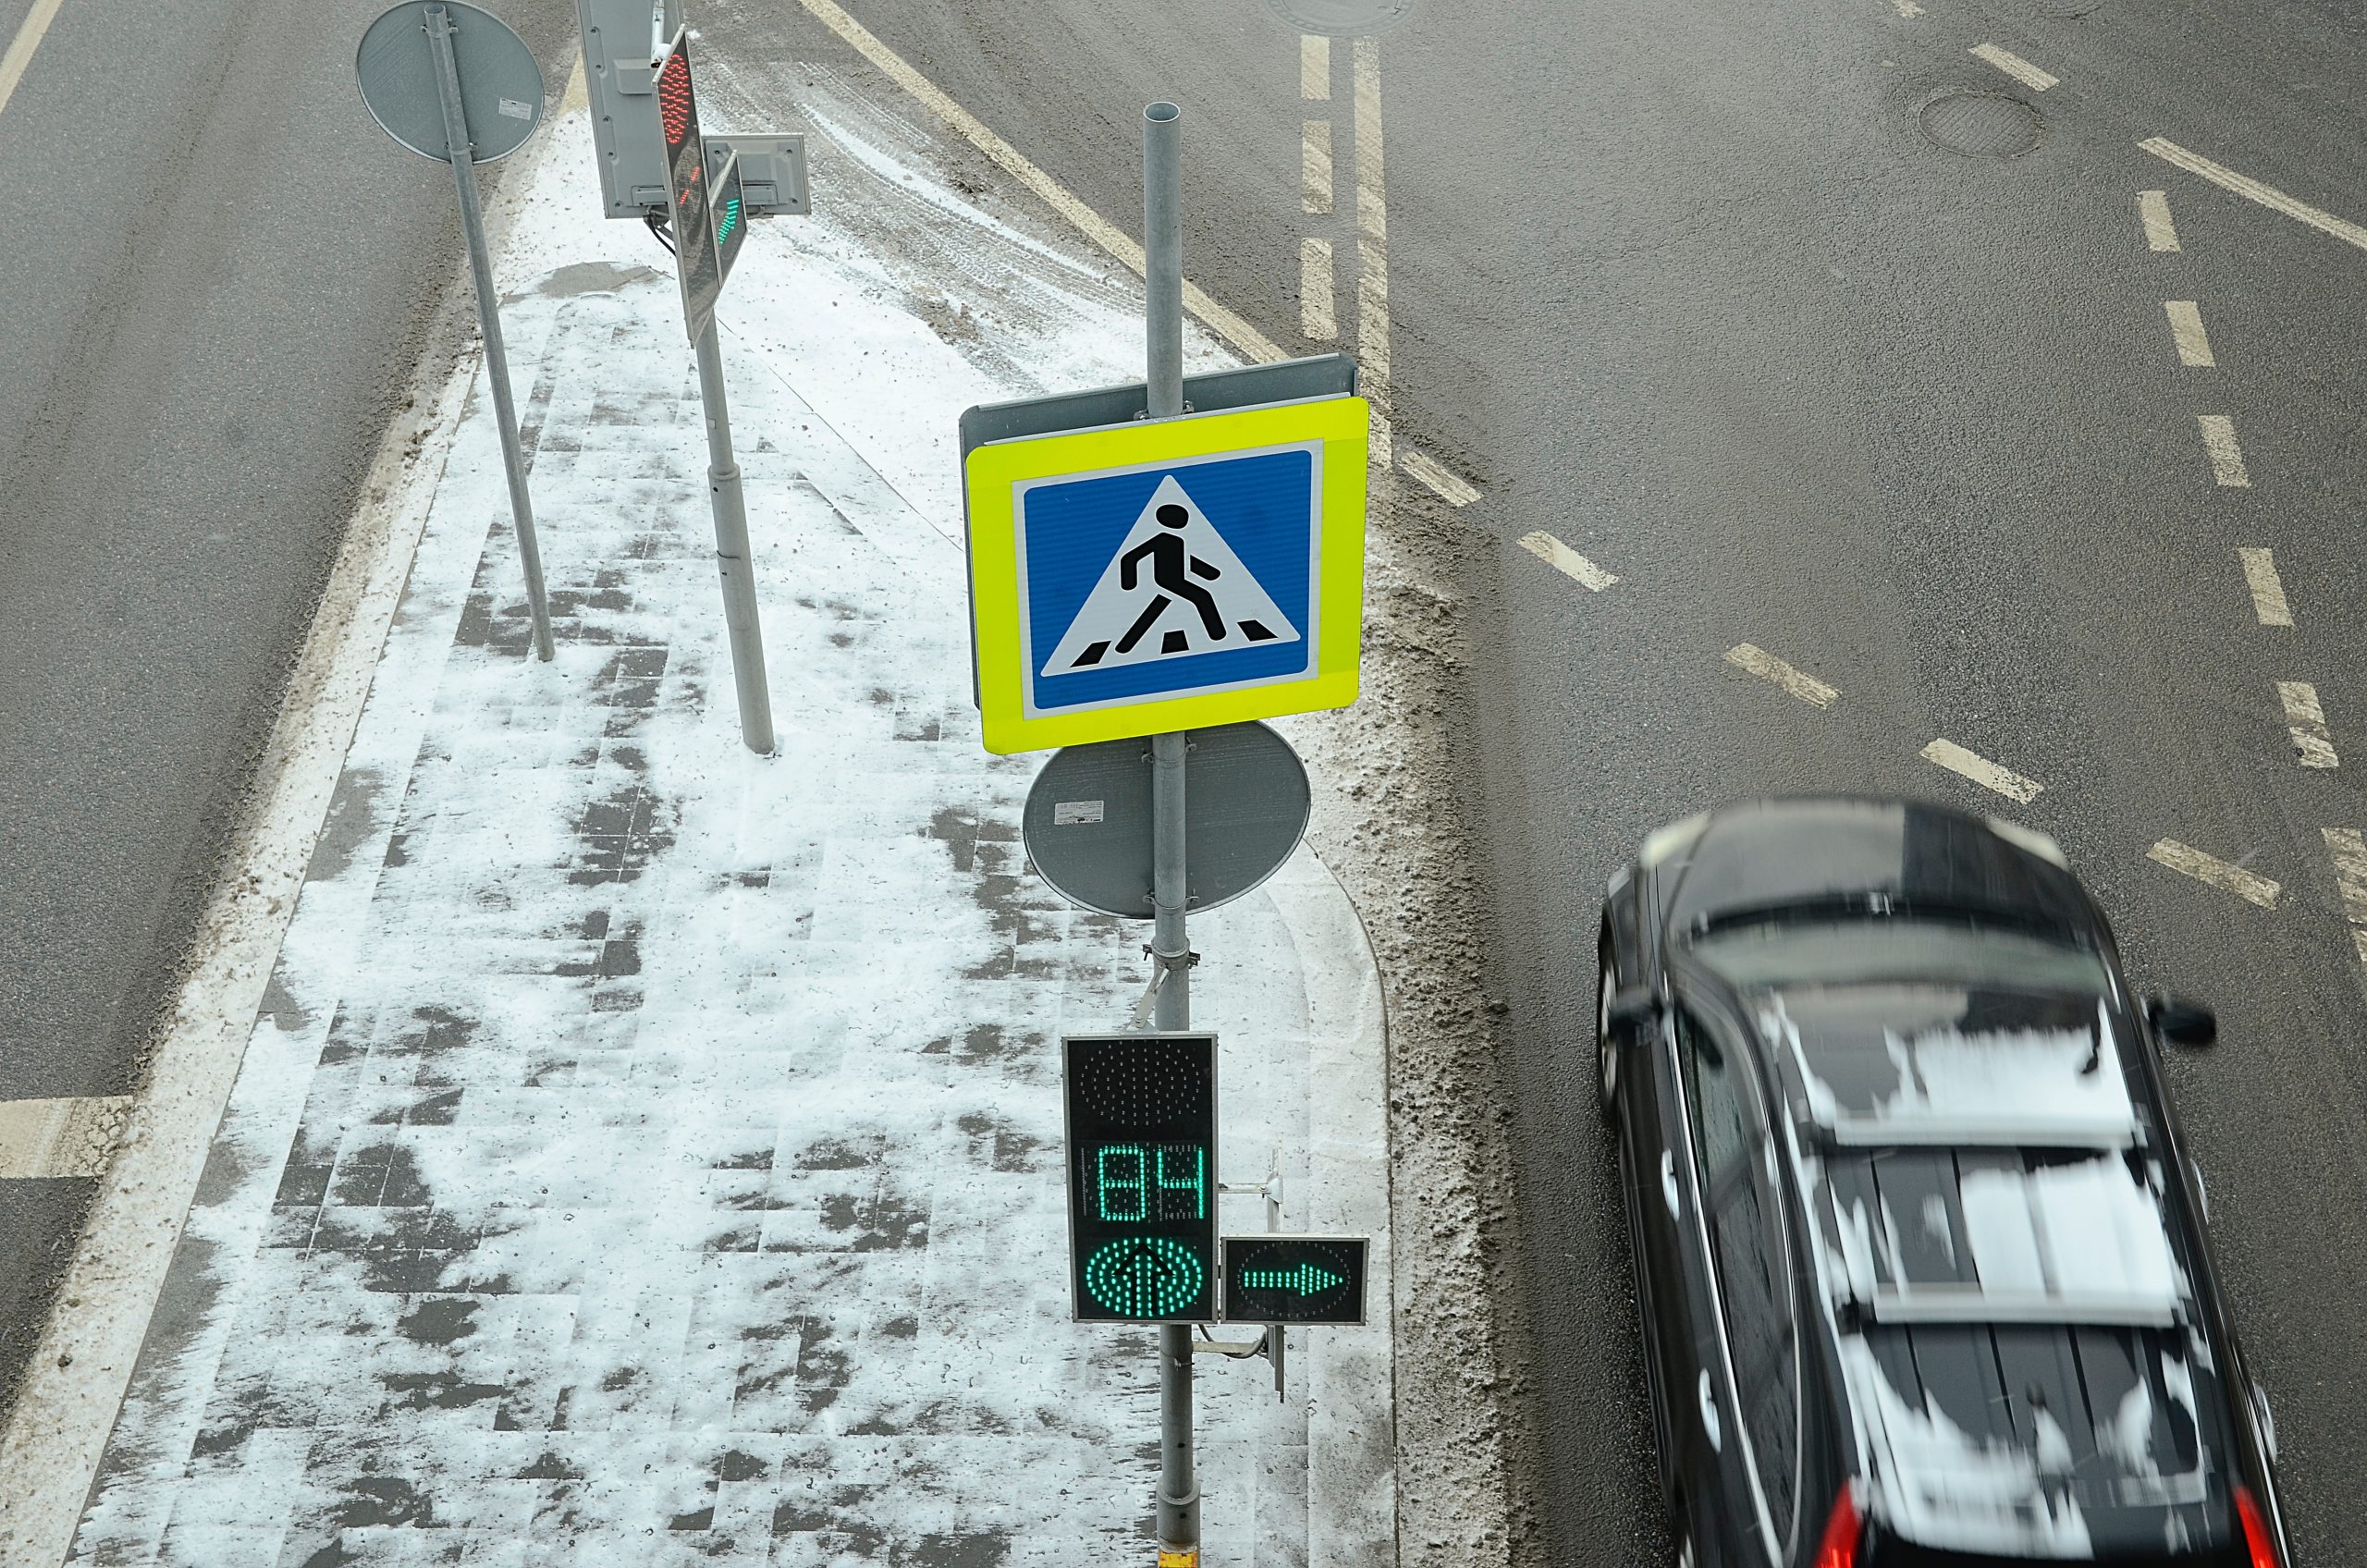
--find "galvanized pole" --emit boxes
[692,320,777,754]
[423,4,554,663]
[1143,97,1199,1568]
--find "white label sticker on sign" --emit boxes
[1052,801,1105,826]
[497,97,533,120]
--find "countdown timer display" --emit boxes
[1062,1033,1218,1323]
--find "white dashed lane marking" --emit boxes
[1302,120,1333,214]
[1519,531,1617,591]
[1402,449,1479,507]
[2238,547,2293,625]
[2165,301,2215,367]
[1725,644,1839,709]
[1301,33,1329,100]
[2197,415,2250,487]
[2324,829,2367,962]
[2140,190,2181,251]
[1972,43,2058,92]
[1301,238,1336,340]
[2279,682,2337,769]
[2148,839,2281,909]
[1920,739,2043,803]
[2141,137,2367,254]
[0,1097,132,1180]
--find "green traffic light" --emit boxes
[1083,1236,1205,1317]
[1242,1262,1345,1297]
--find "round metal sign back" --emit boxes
[1023,722,1311,920]
[356,1,544,165]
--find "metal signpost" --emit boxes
[963,102,1374,1567]
[356,0,555,662]
[656,28,774,754]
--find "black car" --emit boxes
[1594,797,2291,1568]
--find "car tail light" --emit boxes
[1815,1481,1863,1568]
[2236,1486,2280,1568]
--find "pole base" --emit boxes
[1157,1549,1199,1568]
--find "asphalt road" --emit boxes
[0,0,576,1412]
[749,0,2367,1561]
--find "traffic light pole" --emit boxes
[692,319,777,754]
[1143,99,1199,1568]
[423,4,555,663]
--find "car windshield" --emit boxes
[1688,916,2110,995]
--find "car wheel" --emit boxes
[1596,943,1620,1124]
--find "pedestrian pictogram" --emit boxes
[1041,476,1300,674]
[965,396,1367,754]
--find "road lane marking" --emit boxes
[1520,531,1617,591]
[1725,644,1838,708]
[1353,37,1392,470]
[1302,33,1330,99]
[0,0,68,118]
[1891,0,1923,16]
[1301,238,1337,339]
[2140,190,2182,251]
[2165,300,2215,366]
[2279,682,2337,768]
[2325,829,2367,962]
[1920,739,2042,803]
[1402,448,1479,507]
[2148,839,2280,909]
[2140,137,2367,254]
[0,1097,132,1180]
[2238,547,2292,625]
[1971,44,2058,92]
[2197,415,2250,486]
[1303,119,1334,214]
[793,0,1289,365]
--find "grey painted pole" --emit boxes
[1143,98,1199,1565]
[693,320,777,754]
[424,5,554,663]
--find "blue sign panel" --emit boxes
[1015,443,1321,720]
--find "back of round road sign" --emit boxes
[356,0,544,164]
[1023,721,1310,919]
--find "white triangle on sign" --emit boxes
[1038,475,1301,678]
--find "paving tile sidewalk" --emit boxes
[64,98,1392,1568]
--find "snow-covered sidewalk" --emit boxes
[64,73,1392,1568]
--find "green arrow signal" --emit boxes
[1242,1262,1345,1297]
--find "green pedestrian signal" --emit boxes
[1063,1034,1218,1323]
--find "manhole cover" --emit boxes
[1266,0,1413,36]
[1919,91,2045,157]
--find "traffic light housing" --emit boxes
[656,28,722,339]
[1063,1034,1219,1323]
[574,0,678,216]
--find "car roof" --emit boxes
[1724,972,2239,1559]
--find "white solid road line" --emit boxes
[0,0,67,118]
[2147,839,2281,909]
[1353,38,1392,471]
[1303,119,1333,215]
[2197,414,2250,487]
[2279,681,2338,769]
[1401,449,1479,507]
[2238,547,2293,625]
[0,1097,133,1181]
[1302,33,1330,100]
[794,0,1288,365]
[2140,137,2367,255]
[1301,238,1337,340]
[2140,190,2182,251]
[1920,739,2043,803]
[1725,644,1839,709]
[1520,531,1618,591]
[2165,300,2215,366]
[1972,43,2058,92]
[2324,829,2367,962]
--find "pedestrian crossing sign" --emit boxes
[965,396,1367,753]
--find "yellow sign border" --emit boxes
[966,397,1367,754]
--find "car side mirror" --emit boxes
[2146,994,2217,1047]
[1606,986,1659,1041]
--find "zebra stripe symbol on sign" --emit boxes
[1041,475,1301,674]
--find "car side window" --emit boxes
[1676,1007,1800,1550]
